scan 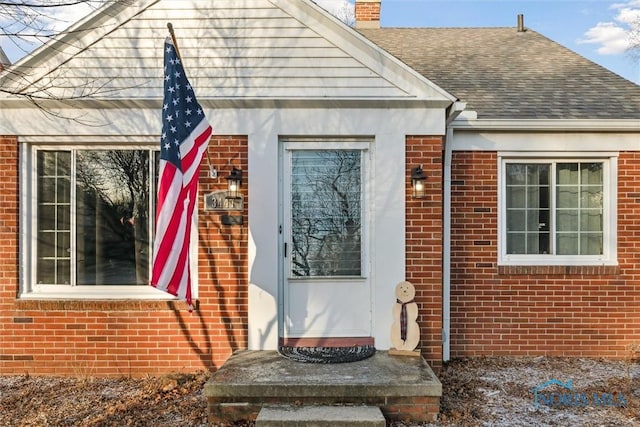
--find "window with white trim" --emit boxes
[22,146,174,299]
[499,155,617,265]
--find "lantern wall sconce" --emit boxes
[411,165,427,199]
[225,167,242,199]
[203,167,244,212]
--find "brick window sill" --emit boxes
[497,265,619,276]
[15,299,187,312]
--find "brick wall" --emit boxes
[406,136,443,368]
[0,135,249,377]
[0,136,20,372]
[450,151,640,358]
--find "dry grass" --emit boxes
[1,357,639,426]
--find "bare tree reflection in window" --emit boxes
[291,150,362,277]
[76,150,150,285]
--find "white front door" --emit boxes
[281,140,372,339]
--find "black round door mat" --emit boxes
[278,345,376,364]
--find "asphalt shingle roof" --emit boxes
[360,27,640,120]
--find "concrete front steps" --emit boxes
[255,405,386,426]
[205,350,442,425]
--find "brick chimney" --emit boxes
[355,0,381,29]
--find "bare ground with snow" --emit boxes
[421,356,640,427]
[1,356,638,426]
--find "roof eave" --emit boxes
[450,117,640,132]
[0,97,453,111]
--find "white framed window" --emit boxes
[498,153,617,266]
[21,144,176,299]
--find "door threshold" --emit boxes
[280,337,374,348]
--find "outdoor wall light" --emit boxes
[225,167,242,199]
[411,165,427,199]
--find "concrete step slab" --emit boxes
[206,350,442,424]
[255,405,386,427]
[206,350,442,398]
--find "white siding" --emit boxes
[10,0,417,100]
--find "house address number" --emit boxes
[204,190,243,211]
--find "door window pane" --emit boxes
[290,150,362,277]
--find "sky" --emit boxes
[1,0,639,84]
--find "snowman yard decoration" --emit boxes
[390,281,421,356]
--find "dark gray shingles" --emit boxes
[360,27,640,120]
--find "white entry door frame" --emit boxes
[245,109,440,351]
[279,139,373,340]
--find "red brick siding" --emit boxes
[450,151,640,358]
[0,136,20,373]
[406,136,443,368]
[0,135,248,376]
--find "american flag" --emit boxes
[151,37,212,308]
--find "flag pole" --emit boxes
[167,22,182,61]
[166,22,218,178]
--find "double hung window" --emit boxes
[23,146,168,298]
[500,156,616,265]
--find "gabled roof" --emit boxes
[0,0,455,108]
[360,27,640,120]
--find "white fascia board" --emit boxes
[451,118,640,132]
[449,118,640,151]
[1,106,447,138]
[272,0,457,103]
[0,0,158,94]
[0,97,453,112]
[450,129,640,152]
